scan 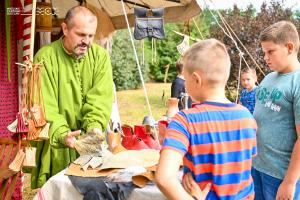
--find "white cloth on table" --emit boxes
[34,169,82,200]
[33,168,166,200]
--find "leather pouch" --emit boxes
[134,7,165,40]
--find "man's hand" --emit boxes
[276,181,296,200]
[89,128,105,140]
[65,130,81,148]
[183,173,211,200]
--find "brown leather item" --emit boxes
[16,65,30,134]
[0,150,25,180]
[65,163,118,177]
[107,131,126,154]
[27,119,42,141]
[26,63,48,141]
[132,171,155,188]
[132,165,157,188]
[0,137,25,180]
[0,138,27,199]
[23,146,36,168]
[100,149,159,170]
[30,104,46,127]
[39,122,50,140]
[11,62,48,141]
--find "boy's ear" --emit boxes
[286,42,294,54]
[192,72,202,87]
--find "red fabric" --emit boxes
[134,125,161,150]
[0,0,23,199]
[14,0,24,40]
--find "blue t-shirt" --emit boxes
[240,87,257,114]
[253,70,300,180]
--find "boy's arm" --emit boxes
[276,124,300,199]
[155,149,195,200]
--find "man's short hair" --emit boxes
[64,6,96,28]
[260,20,300,53]
[182,38,231,86]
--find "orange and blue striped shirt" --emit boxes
[162,101,257,200]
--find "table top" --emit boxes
[33,168,167,200]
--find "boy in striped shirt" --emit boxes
[155,39,257,200]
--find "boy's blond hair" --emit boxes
[182,38,231,86]
[241,67,257,79]
[260,20,300,53]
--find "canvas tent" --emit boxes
[0,0,201,198]
[50,0,201,41]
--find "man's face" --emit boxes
[62,14,97,58]
[261,41,289,73]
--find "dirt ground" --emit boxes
[23,173,38,200]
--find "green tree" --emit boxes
[147,9,214,82]
[111,29,149,90]
[147,23,182,82]
[208,1,298,99]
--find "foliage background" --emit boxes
[210,2,300,100]
[111,30,149,90]
[111,0,300,100]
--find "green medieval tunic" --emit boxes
[31,38,113,188]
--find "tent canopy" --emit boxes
[51,0,201,30]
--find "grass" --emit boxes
[23,82,171,199]
[117,83,171,125]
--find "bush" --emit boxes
[209,1,298,98]
[147,13,211,82]
[111,29,149,91]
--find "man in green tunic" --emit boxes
[31,6,113,188]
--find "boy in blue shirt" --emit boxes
[252,20,300,200]
[239,68,257,114]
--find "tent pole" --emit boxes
[120,0,155,124]
[30,0,37,61]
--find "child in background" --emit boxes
[155,39,257,200]
[252,20,300,200]
[239,68,257,114]
[171,59,192,110]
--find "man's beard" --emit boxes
[73,42,91,59]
